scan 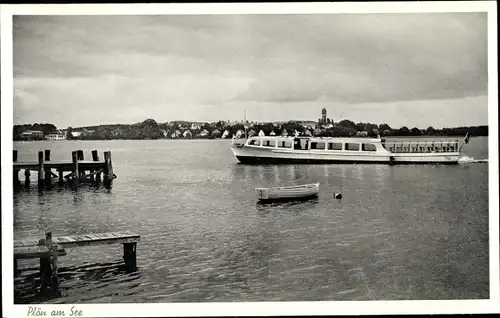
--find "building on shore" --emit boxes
[169,129,182,138]
[235,129,245,138]
[198,129,210,138]
[356,131,369,137]
[44,131,66,140]
[221,130,230,139]
[211,129,222,138]
[183,130,193,139]
[20,130,44,140]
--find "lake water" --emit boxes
[12,137,489,303]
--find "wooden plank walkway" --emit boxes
[14,231,141,298]
[14,231,140,249]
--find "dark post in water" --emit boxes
[38,151,45,189]
[90,150,99,181]
[92,150,102,183]
[123,242,137,272]
[24,169,31,188]
[58,168,64,185]
[103,151,113,187]
[44,150,51,187]
[39,231,59,297]
[71,151,79,184]
[77,150,84,179]
[13,150,20,190]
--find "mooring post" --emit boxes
[77,150,84,179]
[91,150,99,161]
[46,231,59,297]
[24,169,31,188]
[71,151,79,184]
[58,169,64,185]
[103,151,113,186]
[123,242,137,272]
[90,150,99,182]
[13,150,20,190]
[39,232,52,297]
[44,150,52,186]
[38,151,45,188]
[92,150,102,183]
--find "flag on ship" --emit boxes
[464,132,470,144]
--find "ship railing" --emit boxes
[385,140,459,153]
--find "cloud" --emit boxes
[12,13,488,127]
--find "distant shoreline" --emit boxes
[13,119,488,141]
[13,135,487,142]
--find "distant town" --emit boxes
[14,109,488,141]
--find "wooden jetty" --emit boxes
[13,149,116,190]
[14,231,140,297]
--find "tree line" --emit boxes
[13,119,488,140]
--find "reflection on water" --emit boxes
[256,197,319,209]
[13,138,490,303]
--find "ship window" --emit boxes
[328,143,343,150]
[248,139,260,146]
[362,143,377,151]
[310,142,326,150]
[345,143,360,151]
[278,140,293,148]
[263,140,276,147]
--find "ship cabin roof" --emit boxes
[247,136,383,143]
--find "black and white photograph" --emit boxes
[1,2,498,316]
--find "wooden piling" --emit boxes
[24,169,31,187]
[39,232,51,295]
[47,232,59,295]
[13,150,20,190]
[38,151,45,188]
[71,151,79,184]
[90,150,99,181]
[103,151,113,186]
[123,242,137,272]
[77,150,84,179]
[58,169,64,185]
[93,150,102,183]
[91,150,99,161]
[44,149,51,161]
[44,150,51,186]
[14,258,18,277]
[37,232,59,297]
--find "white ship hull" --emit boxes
[230,137,461,164]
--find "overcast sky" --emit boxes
[13,13,488,129]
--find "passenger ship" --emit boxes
[230,136,464,164]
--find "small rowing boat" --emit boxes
[255,182,320,202]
